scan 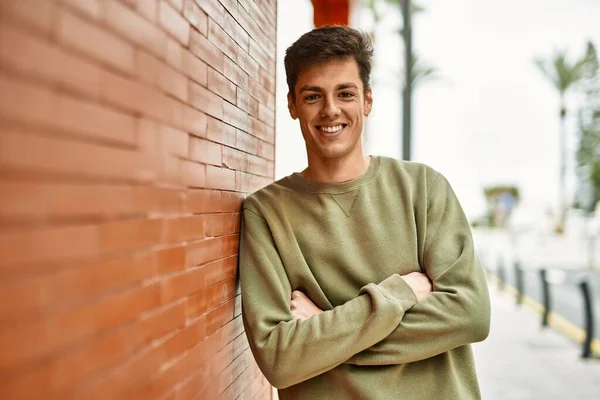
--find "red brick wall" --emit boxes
[0,0,276,398]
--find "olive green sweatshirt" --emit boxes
[240,156,490,399]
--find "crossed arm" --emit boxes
[240,175,490,388]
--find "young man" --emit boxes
[240,26,490,399]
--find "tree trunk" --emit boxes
[557,100,567,233]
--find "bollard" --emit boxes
[514,261,524,305]
[540,269,551,327]
[497,256,506,291]
[579,278,595,358]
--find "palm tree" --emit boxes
[534,41,597,232]
[410,53,438,88]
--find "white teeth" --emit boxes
[319,125,343,133]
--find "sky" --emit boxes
[276,0,600,224]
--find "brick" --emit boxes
[182,50,208,86]
[237,47,260,80]
[181,160,206,188]
[167,0,184,11]
[258,65,276,94]
[236,130,259,155]
[223,147,248,171]
[248,76,274,108]
[208,18,237,62]
[249,39,274,74]
[61,323,170,400]
[0,251,155,320]
[0,74,54,129]
[189,137,222,166]
[0,0,57,36]
[181,104,208,137]
[163,215,205,244]
[206,116,236,147]
[190,29,224,73]
[99,218,163,253]
[0,130,159,183]
[223,11,249,50]
[56,95,138,144]
[100,68,159,115]
[221,191,244,212]
[243,0,276,38]
[185,189,221,213]
[137,117,161,152]
[206,165,236,190]
[194,0,225,26]
[174,366,210,400]
[186,234,238,267]
[156,245,187,274]
[58,8,135,74]
[0,283,160,373]
[62,0,103,20]
[159,0,190,46]
[165,36,184,71]
[0,24,103,99]
[248,115,272,143]
[204,213,239,237]
[189,81,224,119]
[159,154,184,186]
[186,277,236,319]
[182,0,208,35]
[204,298,236,338]
[257,139,275,161]
[134,186,187,214]
[236,88,259,117]
[137,50,188,102]
[258,102,275,127]
[160,124,189,157]
[0,302,183,398]
[0,76,136,145]
[224,56,249,91]
[0,182,137,221]
[160,256,236,303]
[135,0,158,22]
[248,154,270,177]
[105,0,166,57]
[237,171,266,193]
[223,101,249,132]
[0,223,98,273]
[208,68,236,104]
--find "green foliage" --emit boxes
[483,185,520,202]
[576,42,600,211]
[482,185,520,228]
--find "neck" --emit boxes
[301,151,371,183]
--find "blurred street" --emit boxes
[474,283,600,400]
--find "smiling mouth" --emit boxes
[316,124,347,133]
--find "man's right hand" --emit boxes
[400,272,432,302]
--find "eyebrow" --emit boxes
[298,83,359,93]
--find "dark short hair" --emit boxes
[284,25,373,97]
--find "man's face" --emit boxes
[288,58,373,164]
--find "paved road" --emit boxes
[473,284,600,400]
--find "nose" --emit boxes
[320,95,341,119]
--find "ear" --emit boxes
[287,93,298,120]
[364,88,373,117]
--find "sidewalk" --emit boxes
[473,284,600,400]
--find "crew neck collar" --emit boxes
[283,156,380,194]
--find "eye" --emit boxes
[339,92,356,99]
[304,94,321,101]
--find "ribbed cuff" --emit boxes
[376,274,419,313]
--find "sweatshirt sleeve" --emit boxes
[240,208,418,389]
[346,173,491,366]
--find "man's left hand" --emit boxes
[290,290,323,321]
